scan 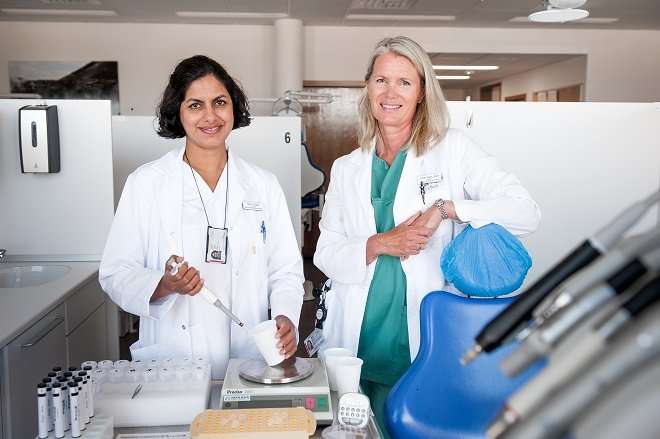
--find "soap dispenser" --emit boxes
[18,104,61,173]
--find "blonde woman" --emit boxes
[314,36,540,436]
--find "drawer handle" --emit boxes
[20,316,64,348]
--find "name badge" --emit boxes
[417,173,443,205]
[242,200,263,211]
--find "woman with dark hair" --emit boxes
[100,55,304,379]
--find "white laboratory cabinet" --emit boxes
[0,278,109,439]
[2,305,67,439]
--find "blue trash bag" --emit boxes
[440,223,532,297]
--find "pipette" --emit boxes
[168,259,245,328]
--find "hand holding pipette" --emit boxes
[166,256,246,329]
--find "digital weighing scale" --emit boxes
[220,358,334,424]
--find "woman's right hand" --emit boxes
[150,255,204,302]
[366,212,432,263]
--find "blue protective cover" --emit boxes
[441,224,532,297]
[385,291,544,439]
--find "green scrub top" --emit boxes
[358,148,412,386]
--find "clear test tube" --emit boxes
[109,368,124,383]
[162,358,176,368]
[68,381,81,438]
[52,382,64,438]
[192,365,206,381]
[93,368,108,391]
[47,372,57,382]
[98,360,114,370]
[126,367,141,383]
[176,366,191,382]
[158,367,174,381]
[143,367,157,383]
[148,358,160,369]
[130,359,145,370]
[114,359,130,370]
[37,383,49,438]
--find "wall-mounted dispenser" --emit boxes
[18,104,60,173]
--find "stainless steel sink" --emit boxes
[0,265,71,288]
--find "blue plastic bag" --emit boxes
[440,224,532,297]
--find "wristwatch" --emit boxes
[434,198,449,220]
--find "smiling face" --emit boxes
[179,74,234,152]
[367,51,424,133]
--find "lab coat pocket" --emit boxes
[129,340,161,361]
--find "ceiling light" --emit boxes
[1,8,117,16]
[529,8,589,23]
[345,14,455,21]
[436,75,470,80]
[176,11,288,19]
[433,65,499,71]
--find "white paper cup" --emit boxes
[321,348,353,391]
[250,319,285,366]
[334,357,363,397]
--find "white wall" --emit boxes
[0,22,275,116]
[304,26,660,102]
[502,56,586,101]
[467,56,587,101]
[1,22,659,115]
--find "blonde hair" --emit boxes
[357,36,450,155]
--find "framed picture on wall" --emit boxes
[9,61,120,115]
[547,90,558,102]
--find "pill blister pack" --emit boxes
[90,358,212,428]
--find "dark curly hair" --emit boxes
[156,55,251,138]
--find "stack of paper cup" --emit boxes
[250,320,285,366]
[334,357,363,397]
[321,348,353,391]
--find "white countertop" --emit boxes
[0,260,100,347]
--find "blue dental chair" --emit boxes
[385,291,544,439]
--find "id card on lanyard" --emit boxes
[206,226,228,264]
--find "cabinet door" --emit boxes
[2,305,66,439]
[67,303,107,367]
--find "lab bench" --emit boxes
[115,381,383,438]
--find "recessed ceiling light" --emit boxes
[1,8,117,16]
[176,11,288,19]
[436,75,470,80]
[529,8,589,23]
[433,65,499,71]
[345,14,455,21]
[349,0,418,10]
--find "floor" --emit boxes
[119,256,328,360]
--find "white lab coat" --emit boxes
[314,129,541,361]
[100,146,304,368]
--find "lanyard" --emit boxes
[183,151,229,230]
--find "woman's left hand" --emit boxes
[274,315,298,359]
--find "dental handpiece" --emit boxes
[489,275,660,438]
[500,303,660,439]
[461,188,660,365]
[168,259,245,328]
[533,229,660,325]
